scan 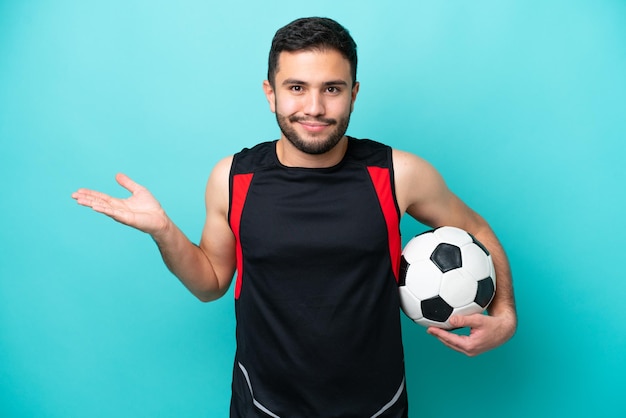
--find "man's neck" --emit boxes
[275,136,349,168]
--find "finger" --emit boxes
[94,209,134,229]
[439,338,471,357]
[72,189,116,208]
[449,314,485,329]
[439,338,468,354]
[431,331,464,349]
[91,204,127,222]
[115,173,143,194]
[427,326,463,344]
[427,328,472,356]
[72,188,112,200]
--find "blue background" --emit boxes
[1,1,625,417]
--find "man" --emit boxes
[73,17,516,417]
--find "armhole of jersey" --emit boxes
[366,166,402,282]
[230,172,254,299]
[386,147,402,219]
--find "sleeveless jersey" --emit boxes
[228,137,408,417]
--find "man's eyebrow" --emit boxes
[281,78,349,87]
[282,78,307,86]
[323,80,349,87]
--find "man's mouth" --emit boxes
[290,117,336,133]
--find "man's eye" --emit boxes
[326,86,341,94]
[291,86,303,92]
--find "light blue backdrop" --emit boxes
[1,1,624,417]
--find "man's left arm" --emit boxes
[427,215,517,356]
[393,149,517,356]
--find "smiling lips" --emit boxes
[300,122,329,133]
[290,116,337,133]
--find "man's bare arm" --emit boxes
[72,157,236,302]
[393,149,517,355]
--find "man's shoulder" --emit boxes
[346,137,393,166]
[234,140,276,156]
[231,140,278,174]
[348,136,390,149]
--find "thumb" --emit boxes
[449,313,485,329]
[115,173,143,194]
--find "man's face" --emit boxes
[263,49,359,155]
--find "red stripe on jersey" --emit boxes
[230,173,254,299]
[367,166,401,282]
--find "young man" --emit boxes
[73,17,516,417]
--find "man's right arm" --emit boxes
[155,156,236,301]
[72,156,237,302]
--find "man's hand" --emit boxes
[72,173,169,237]
[427,312,516,357]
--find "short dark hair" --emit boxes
[267,17,358,87]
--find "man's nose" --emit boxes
[303,92,325,116]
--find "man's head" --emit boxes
[267,17,358,88]
[264,18,360,158]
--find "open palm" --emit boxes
[72,173,168,235]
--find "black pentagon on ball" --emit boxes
[430,243,462,273]
[399,255,409,287]
[475,277,495,308]
[421,296,454,322]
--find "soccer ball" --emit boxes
[398,226,496,329]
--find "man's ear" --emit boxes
[350,81,360,113]
[263,80,276,113]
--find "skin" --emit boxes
[72,48,516,356]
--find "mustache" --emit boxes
[288,115,337,125]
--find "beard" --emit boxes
[276,112,351,155]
